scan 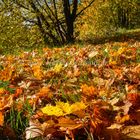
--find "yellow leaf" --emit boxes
[115,114,130,124]
[32,65,43,79]
[41,101,86,117]
[41,105,64,117]
[0,88,6,95]
[56,102,71,114]
[117,47,125,55]
[70,102,87,112]
[53,63,63,73]
[109,58,117,65]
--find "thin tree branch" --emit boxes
[76,0,95,18]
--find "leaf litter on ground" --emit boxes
[0,40,140,140]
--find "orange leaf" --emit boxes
[0,88,6,96]
[13,88,23,98]
[127,93,140,109]
[36,86,52,99]
[0,111,4,126]
[90,120,103,135]
[81,84,96,96]
[115,114,130,124]
[58,117,83,131]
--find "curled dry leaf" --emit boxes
[25,120,43,140]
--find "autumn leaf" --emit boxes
[0,87,6,95]
[32,64,44,79]
[53,63,63,73]
[115,114,130,124]
[25,120,43,140]
[36,86,53,99]
[13,87,23,98]
[57,117,83,131]
[88,50,98,58]
[126,93,140,109]
[0,111,4,126]
[90,119,103,135]
[41,101,86,116]
[81,84,96,97]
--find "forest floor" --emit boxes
[0,31,140,140]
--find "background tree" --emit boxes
[78,0,140,40]
[0,1,43,53]
[4,0,95,45]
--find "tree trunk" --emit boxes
[66,18,74,43]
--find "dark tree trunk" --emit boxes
[66,17,74,43]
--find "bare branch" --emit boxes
[76,0,95,18]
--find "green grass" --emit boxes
[5,100,33,139]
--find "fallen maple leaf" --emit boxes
[41,101,86,117]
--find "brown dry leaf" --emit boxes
[130,110,140,124]
[121,100,132,115]
[121,125,140,140]
[58,117,75,125]
[41,119,58,138]
[57,117,83,131]
[101,124,121,140]
[72,110,86,118]
[65,129,74,140]
[93,106,114,126]
[41,119,56,131]
[127,93,140,109]
[73,65,80,77]
[90,119,103,135]
[0,111,4,126]
[2,125,16,140]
